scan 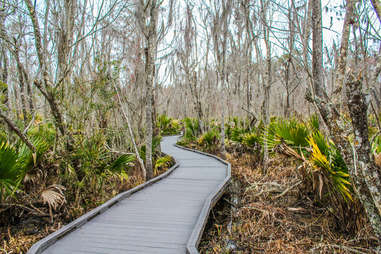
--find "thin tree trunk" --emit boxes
[0,109,36,153]
[333,0,356,101]
[309,0,381,239]
[24,0,67,138]
[14,45,28,125]
[260,0,271,172]
[311,0,324,99]
[113,82,147,180]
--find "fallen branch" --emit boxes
[273,180,302,199]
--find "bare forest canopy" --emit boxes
[0,0,381,252]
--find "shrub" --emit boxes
[263,118,310,152]
[183,117,199,142]
[308,132,352,201]
[242,133,260,148]
[0,133,51,200]
[154,155,172,175]
[198,129,219,151]
[0,141,21,200]
[157,114,181,135]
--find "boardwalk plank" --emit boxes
[29,136,228,254]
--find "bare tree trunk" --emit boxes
[1,46,8,108]
[0,109,36,153]
[309,0,381,239]
[345,75,381,238]
[136,0,160,180]
[24,0,67,138]
[311,0,324,99]
[14,45,29,125]
[333,0,356,102]
[260,0,271,171]
[113,82,147,180]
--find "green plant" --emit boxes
[17,136,51,171]
[198,129,219,151]
[139,135,162,161]
[28,120,56,145]
[308,114,320,133]
[0,141,21,200]
[242,133,260,148]
[183,117,199,142]
[109,154,135,173]
[263,118,310,152]
[371,134,381,154]
[157,114,181,135]
[308,132,352,201]
[154,155,172,175]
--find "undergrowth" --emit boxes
[198,151,378,253]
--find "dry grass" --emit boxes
[199,151,378,254]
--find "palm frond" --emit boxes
[41,184,66,210]
[109,154,135,172]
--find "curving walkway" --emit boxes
[28,135,230,254]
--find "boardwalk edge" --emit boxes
[27,159,180,254]
[174,144,232,254]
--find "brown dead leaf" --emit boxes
[375,152,381,168]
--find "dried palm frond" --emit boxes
[375,152,381,168]
[41,184,66,210]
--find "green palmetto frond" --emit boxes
[183,117,199,141]
[262,118,310,152]
[242,133,260,147]
[307,133,352,201]
[154,155,172,175]
[109,154,135,172]
[308,114,320,133]
[0,141,22,199]
[198,129,219,149]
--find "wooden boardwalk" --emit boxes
[28,136,230,254]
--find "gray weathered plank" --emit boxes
[28,135,230,254]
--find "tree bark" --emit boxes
[137,0,160,180]
[333,0,356,100]
[260,0,271,171]
[311,0,325,99]
[345,75,381,238]
[24,0,68,139]
[309,0,381,238]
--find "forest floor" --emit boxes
[195,145,379,254]
[0,158,174,254]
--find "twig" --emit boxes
[104,144,135,155]
[223,198,239,208]
[311,243,369,254]
[23,111,37,135]
[273,180,302,199]
[0,203,48,216]
[371,101,381,131]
